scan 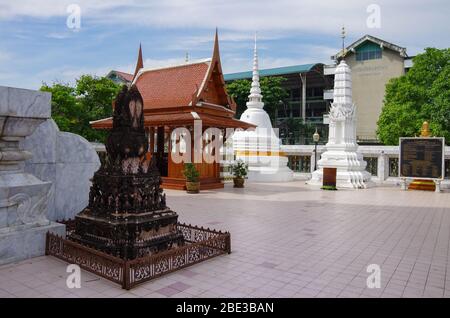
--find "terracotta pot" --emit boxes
[185,181,200,193]
[233,177,245,188]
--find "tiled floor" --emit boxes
[1,181,450,298]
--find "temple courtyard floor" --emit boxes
[1,181,450,298]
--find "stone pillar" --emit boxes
[0,86,65,265]
[435,180,441,193]
[377,152,386,183]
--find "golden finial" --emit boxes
[341,25,346,56]
[420,121,431,137]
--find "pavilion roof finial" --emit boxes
[133,43,144,81]
[207,27,221,67]
[212,28,220,60]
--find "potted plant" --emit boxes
[182,163,200,193]
[230,159,248,188]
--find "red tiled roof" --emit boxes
[134,61,210,109]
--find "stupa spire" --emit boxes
[247,33,263,108]
[341,25,346,56]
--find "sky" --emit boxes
[0,0,448,90]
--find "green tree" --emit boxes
[377,48,450,145]
[41,75,121,143]
[226,76,288,122]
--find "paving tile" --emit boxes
[155,287,180,297]
[177,269,199,278]
[259,262,278,269]
[168,281,191,292]
[1,182,450,298]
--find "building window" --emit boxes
[356,49,382,61]
[389,157,399,177]
[364,157,378,176]
[288,155,311,173]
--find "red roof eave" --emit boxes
[90,112,255,130]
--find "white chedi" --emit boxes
[308,60,374,188]
[232,37,293,182]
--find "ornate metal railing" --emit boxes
[46,231,125,286]
[46,222,231,290]
[288,155,311,173]
[364,157,378,176]
[389,157,399,177]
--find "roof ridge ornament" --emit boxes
[193,28,236,110]
[132,43,144,83]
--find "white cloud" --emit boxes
[0,50,10,62]
[1,1,448,89]
[221,43,338,74]
[1,0,448,46]
[0,0,133,19]
[34,65,113,87]
[46,32,72,39]
[23,57,192,88]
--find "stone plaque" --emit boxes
[399,137,445,180]
[323,167,337,187]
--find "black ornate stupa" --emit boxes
[71,85,184,259]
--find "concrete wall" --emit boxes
[346,49,405,140]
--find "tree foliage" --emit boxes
[226,76,289,122]
[377,48,450,145]
[41,75,121,143]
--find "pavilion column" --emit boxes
[167,127,173,177]
[149,127,155,154]
[157,126,165,175]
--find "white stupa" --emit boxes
[308,59,374,188]
[232,36,293,182]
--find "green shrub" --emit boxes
[182,163,200,182]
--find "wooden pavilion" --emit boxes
[91,31,255,190]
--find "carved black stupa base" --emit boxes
[70,208,185,259]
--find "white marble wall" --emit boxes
[0,86,51,118]
[22,119,100,221]
[0,86,65,265]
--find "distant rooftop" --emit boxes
[334,34,407,60]
[224,63,321,81]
